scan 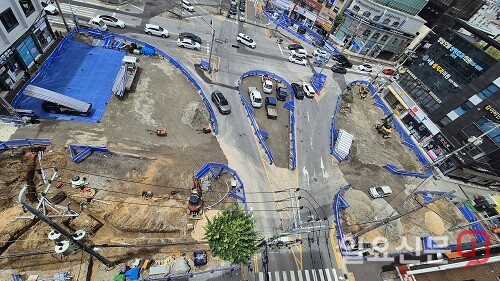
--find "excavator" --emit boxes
[187,175,204,217]
[375,115,393,139]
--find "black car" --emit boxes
[211,91,231,115]
[291,83,305,100]
[332,54,348,61]
[229,5,237,15]
[313,40,325,47]
[41,100,92,116]
[287,44,303,50]
[338,60,352,68]
[239,0,245,11]
[179,32,202,45]
[331,65,347,74]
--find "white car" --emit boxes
[177,38,201,50]
[390,74,400,82]
[239,11,245,22]
[369,186,393,198]
[237,33,256,48]
[358,64,373,72]
[144,24,169,38]
[182,0,195,12]
[302,83,315,98]
[97,15,125,28]
[290,48,307,58]
[231,0,237,5]
[41,2,58,15]
[312,49,328,57]
[288,55,307,66]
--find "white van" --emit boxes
[248,87,262,108]
[182,0,195,12]
[88,17,107,31]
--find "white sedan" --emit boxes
[97,15,125,28]
[177,38,201,50]
[288,55,307,66]
[358,64,373,72]
[369,186,393,198]
[312,49,328,57]
[302,83,315,98]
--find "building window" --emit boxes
[382,19,390,25]
[0,8,19,32]
[440,116,452,126]
[362,11,371,17]
[374,16,381,21]
[478,83,499,100]
[392,38,398,44]
[325,2,332,8]
[381,35,389,41]
[362,30,371,37]
[392,21,400,27]
[476,117,500,143]
[352,6,360,12]
[19,0,35,17]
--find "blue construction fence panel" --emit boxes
[69,144,110,163]
[263,8,339,56]
[459,206,487,243]
[239,70,297,168]
[415,190,457,200]
[194,162,246,203]
[78,29,219,134]
[144,265,240,281]
[383,164,433,178]
[0,115,25,125]
[0,138,51,150]
[333,184,359,257]
[310,73,327,92]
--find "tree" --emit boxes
[204,204,259,265]
[332,14,345,34]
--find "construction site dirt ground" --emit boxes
[0,37,235,278]
[335,84,470,252]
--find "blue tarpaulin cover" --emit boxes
[125,268,140,281]
[17,39,124,122]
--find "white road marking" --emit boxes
[186,15,203,19]
[307,111,309,122]
[310,136,313,148]
[206,43,209,55]
[278,43,283,55]
[320,157,329,179]
[302,166,309,186]
[297,270,304,281]
[290,271,296,281]
[129,4,144,11]
[304,270,311,281]
[283,271,289,281]
[324,269,333,281]
[276,271,281,281]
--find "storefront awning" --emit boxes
[387,85,409,110]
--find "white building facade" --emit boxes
[0,0,55,95]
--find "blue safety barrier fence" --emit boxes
[333,184,359,257]
[77,28,219,134]
[459,206,487,243]
[383,164,432,178]
[145,265,240,281]
[69,144,110,163]
[310,73,327,92]
[414,190,457,200]
[195,162,246,204]
[263,8,339,56]
[0,115,25,125]
[0,138,51,150]
[239,70,296,169]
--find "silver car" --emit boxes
[211,91,231,115]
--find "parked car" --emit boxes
[290,48,307,58]
[211,91,231,115]
[276,82,288,101]
[313,49,328,57]
[390,74,400,82]
[229,5,237,15]
[144,24,169,37]
[239,0,245,11]
[41,2,58,15]
[358,64,373,72]
[332,54,347,61]
[237,33,256,48]
[42,100,92,117]
[265,96,278,119]
[313,39,325,47]
[288,44,303,50]
[239,11,245,22]
[369,186,393,198]
[331,65,347,74]
[383,68,396,75]
[231,0,237,5]
[88,17,107,31]
[302,83,315,98]
[291,83,305,100]
[97,15,125,28]
[182,0,195,12]
[177,38,201,50]
[193,251,207,266]
[337,60,352,68]
[288,55,307,66]
[179,32,202,44]
[297,26,306,34]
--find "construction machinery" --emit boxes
[187,175,204,217]
[375,115,393,139]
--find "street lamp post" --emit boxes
[208,21,215,73]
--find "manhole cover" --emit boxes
[313,177,318,183]
[124,8,130,11]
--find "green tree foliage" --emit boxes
[333,14,345,28]
[473,42,500,60]
[204,205,259,265]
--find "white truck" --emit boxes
[262,76,273,94]
[248,87,262,108]
[123,56,140,91]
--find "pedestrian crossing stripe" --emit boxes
[254,268,340,281]
[59,3,97,18]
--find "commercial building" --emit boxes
[463,0,500,38]
[335,0,427,60]
[380,28,499,186]
[0,0,55,97]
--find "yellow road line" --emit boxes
[253,253,259,272]
[329,222,343,269]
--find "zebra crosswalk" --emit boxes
[254,268,340,281]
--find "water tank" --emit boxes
[72,230,87,242]
[54,241,74,256]
[48,230,64,243]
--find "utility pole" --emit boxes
[352,190,456,239]
[53,0,70,31]
[18,186,114,267]
[262,244,269,281]
[340,20,363,53]
[208,20,215,73]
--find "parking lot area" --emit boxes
[240,75,291,169]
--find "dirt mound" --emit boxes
[425,211,445,235]
[181,101,209,129]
